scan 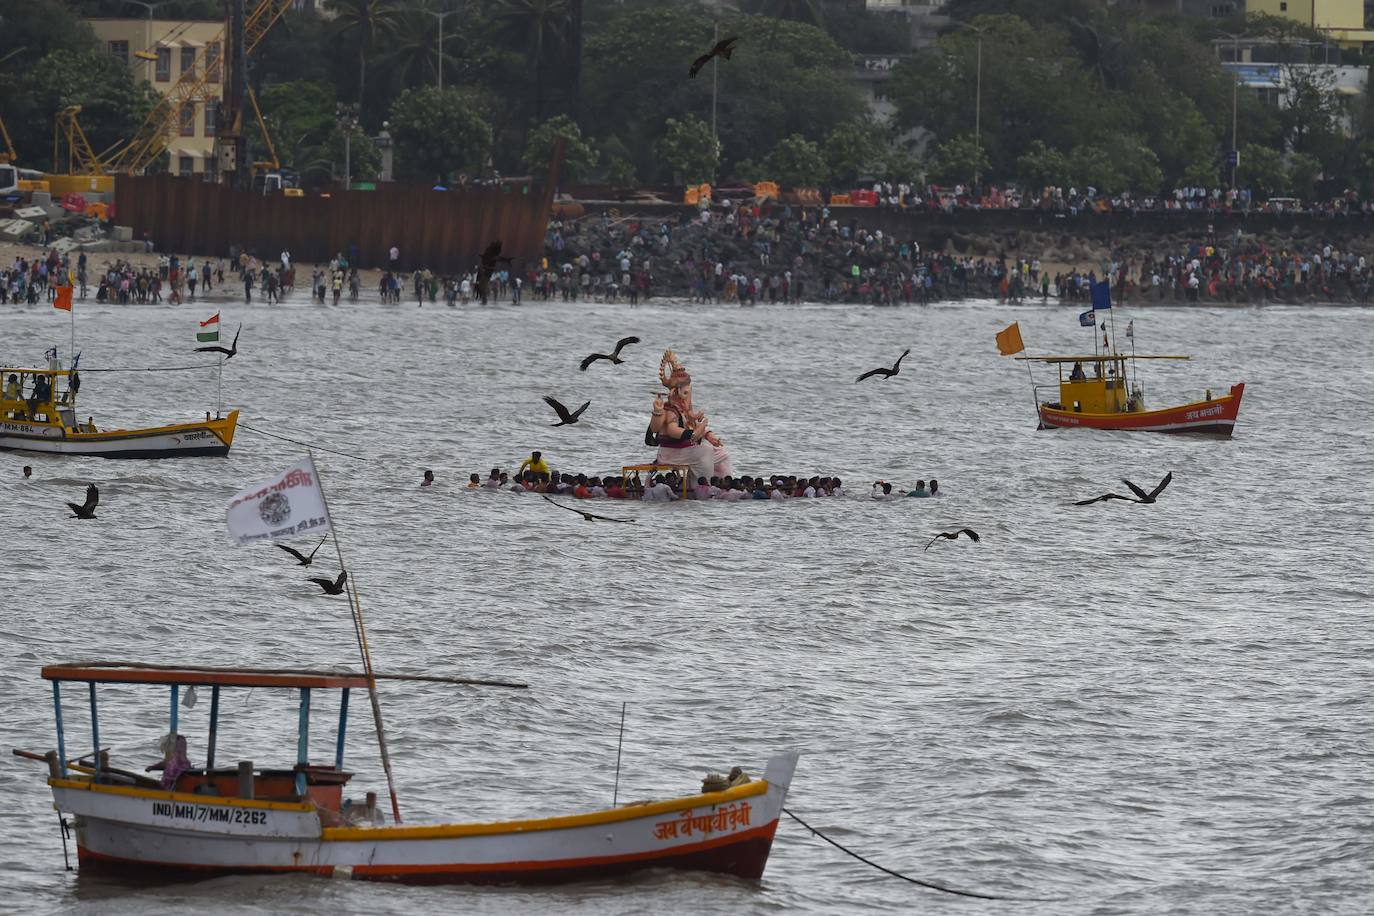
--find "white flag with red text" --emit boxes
[226,458,331,545]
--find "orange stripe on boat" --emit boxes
[347,820,781,876]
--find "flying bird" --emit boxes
[924,528,979,552]
[543,494,635,524]
[543,395,590,427]
[580,336,641,371]
[689,35,739,78]
[194,323,240,360]
[276,535,329,567]
[307,570,348,595]
[473,241,514,303]
[67,483,99,519]
[1075,471,1173,506]
[856,348,911,383]
[480,240,514,270]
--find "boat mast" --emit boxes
[308,453,404,824]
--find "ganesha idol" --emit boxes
[647,349,733,483]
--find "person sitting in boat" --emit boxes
[648,349,732,483]
[147,733,193,790]
[5,373,21,402]
[1069,361,1086,381]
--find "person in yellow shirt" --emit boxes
[518,450,549,476]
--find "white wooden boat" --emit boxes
[0,366,237,458]
[24,662,800,884]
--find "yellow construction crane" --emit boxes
[246,84,301,195]
[101,0,295,176]
[0,112,16,165]
[53,107,107,176]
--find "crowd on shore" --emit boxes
[869,183,1373,218]
[449,463,945,501]
[7,188,1374,307]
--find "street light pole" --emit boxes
[1218,31,1247,191]
[712,20,719,143]
[336,103,358,189]
[429,8,458,91]
[974,32,982,189]
[123,0,170,80]
[950,20,988,190]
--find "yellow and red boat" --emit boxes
[19,662,799,884]
[0,366,237,458]
[1016,354,1245,436]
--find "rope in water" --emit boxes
[782,808,1063,902]
[80,364,220,372]
[238,421,369,462]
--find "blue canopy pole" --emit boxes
[207,685,221,770]
[52,682,68,778]
[335,688,350,771]
[89,683,101,780]
[296,687,311,797]
[170,685,179,736]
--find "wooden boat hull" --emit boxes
[1039,383,1244,436]
[0,410,237,458]
[52,751,799,885]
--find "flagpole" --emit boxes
[217,354,223,419]
[308,453,404,825]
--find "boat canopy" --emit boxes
[1013,355,1191,362]
[43,662,372,690]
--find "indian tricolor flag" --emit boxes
[197,312,220,343]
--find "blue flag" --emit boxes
[1079,309,1096,327]
[1091,280,1112,310]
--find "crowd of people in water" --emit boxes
[416,452,944,501]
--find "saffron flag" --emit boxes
[1090,280,1112,310]
[226,458,332,545]
[995,321,1025,356]
[53,285,73,311]
[198,312,220,343]
[1079,309,1096,327]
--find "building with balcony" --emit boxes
[1244,1,1374,47]
[83,19,224,177]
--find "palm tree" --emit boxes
[326,0,399,115]
[491,0,572,120]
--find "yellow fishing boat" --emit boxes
[0,367,237,458]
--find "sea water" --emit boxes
[0,295,1371,915]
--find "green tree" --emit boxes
[1016,140,1071,189]
[876,145,922,183]
[740,0,824,27]
[927,133,989,186]
[889,14,1108,186]
[388,86,493,181]
[524,113,598,181]
[1286,151,1322,197]
[655,115,719,184]
[324,124,382,184]
[14,49,159,172]
[492,0,572,120]
[582,5,858,181]
[1236,143,1286,196]
[325,0,400,118]
[605,156,637,187]
[762,133,826,187]
[822,119,883,186]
